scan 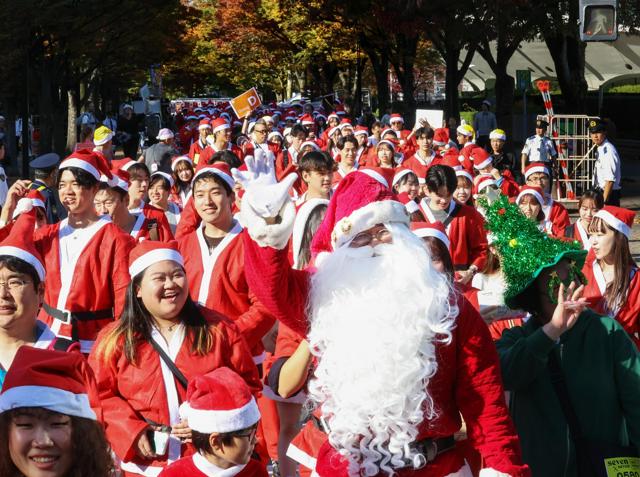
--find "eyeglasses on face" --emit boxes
[349,226,391,248]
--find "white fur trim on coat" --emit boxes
[332,200,409,249]
[240,199,296,250]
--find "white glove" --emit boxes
[232,153,298,219]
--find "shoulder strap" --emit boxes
[547,351,585,440]
[149,339,188,390]
[52,337,75,352]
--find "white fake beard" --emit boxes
[307,224,457,476]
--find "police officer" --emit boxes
[590,118,621,206]
[29,153,66,224]
[520,119,557,174]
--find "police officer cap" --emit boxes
[535,119,548,129]
[29,153,60,170]
[588,118,606,134]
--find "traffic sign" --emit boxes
[516,70,531,92]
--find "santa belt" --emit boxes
[43,302,113,324]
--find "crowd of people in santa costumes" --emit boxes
[0,97,639,477]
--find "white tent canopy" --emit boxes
[461,33,640,92]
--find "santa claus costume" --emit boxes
[13,151,133,354]
[581,206,640,346]
[159,368,268,477]
[178,164,276,365]
[89,241,260,477]
[523,164,570,237]
[197,119,244,168]
[237,164,528,477]
[188,120,212,164]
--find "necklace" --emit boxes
[156,321,180,332]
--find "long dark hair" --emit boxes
[94,271,213,364]
[0,408,114,477]
[297,204,328,270]
[589,216,637,313]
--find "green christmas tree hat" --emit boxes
[481,194,587,309]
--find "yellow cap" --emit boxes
[456,124,475,137]
[490,129,506,140]
[93,126,114,146]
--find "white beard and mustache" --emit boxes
[307,224,457,476]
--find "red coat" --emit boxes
[34,217,132,354]
[241,237,528,477]
[129,205,174,243]
[458,143,475,172]
[403,152,443,184]
[582,252,640,347]
[197,143,243,169]
[188,139,208,164]
[88,309,261,474]
[159,453,268,477]
[498,173,520,198]
[178,223,276,360]
[542,199,570,238]
[419,199,488,271]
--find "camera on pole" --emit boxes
[579,0,618,42]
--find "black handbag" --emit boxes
[547,351,639,477]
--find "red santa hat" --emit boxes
[339,119,353,130]
[311,168,409,254]
[60,149,113,184]
[292,198,330,269]
[377,139,396,153]
[198,119,212,130]
[179,367,260,434]
[471,147,493,170]
[392,168,414,187]
[353,125,369,137]
[380,128,395,138]
[150,171,175,188]
[335,105,346,116]
[516,185,545,206]
[104,168,129,192]
[268,130,283,142]
[455,169,473,183]
[171,155,193,171]
[442,150,463,170]
[211,118,230,134]
[474,175,497,196]
[524,163,549,180]
[300,141,321,152]
[12,189,46,220]
[0,347,96,420]
[299,114,315,126]
[594,206,635,239]
[389,113,404,124]
[410,221,450,249]
[433,128,449,147]
[327,112,339,121]
[396,191,420,215]
[193,162,235,190]
[0,209,45,280]
[111,157,136,171]
[129,240,184,278]
[327,125,341,138]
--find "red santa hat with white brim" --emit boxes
[392,168,414,187]
[151,171,175,188]
[410,221,450,249]
[516,185,545,206]
[198,119,212,130]
[300,141,321,152]
[0,347,96,420]
[327,126,340,137]
[102,168,129,192]
[193,163,235,190]
[524,163,549,180]
[594,206,635,239]
[377,139,396,153]
[456,169,473,183]
[311,168,409,254]
[268,131,283,141]
[389,113,404,124]
[129,240,184,278]
[12,189,46,220]
[474,175,497,196]
[353,126,369,137]
[292,198,330,269]
[433,128,449,147]
[60,149,114,185]
[171,155,193,171]
[112,157,137,171]
[471,147,493,170]
[0,209,45,280]
[179,367,260,434]
[211,118,230,134]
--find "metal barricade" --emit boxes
[549,114,599,205]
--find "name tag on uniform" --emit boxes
[193,153,200,165]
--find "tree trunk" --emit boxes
[444,47,462,125]
[390,33,418,122]
[66,89,78,153]
[494,67,515,137]
[544,33,587,113]
[39,58,54,154]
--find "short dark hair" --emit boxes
[34,168,56,180]
[291,124,307,138]
[337,135,358,150]
[299,151,334,174]
[192,171,233,195]
[191,425,257,454]
[0,255,41,289]
[209,150,241,169]
[426,165,456,194]
[97,181,127,199]
[128,163,150,180]
[149,174,171,190]
[579,189,604,210]
[57,167,99,189]
[415,127,434,139]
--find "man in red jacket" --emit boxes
[235,163,529,477]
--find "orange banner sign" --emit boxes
[230,88,262,118]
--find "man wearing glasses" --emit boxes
[237,164,528,477]
[242,119,273,160]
